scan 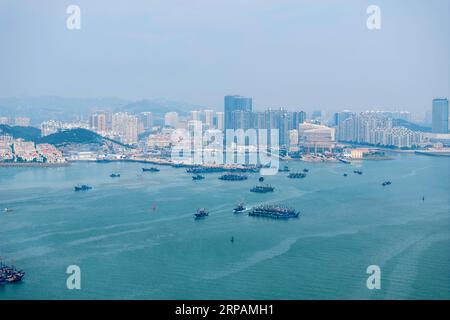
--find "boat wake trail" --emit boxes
[202,237,298,280]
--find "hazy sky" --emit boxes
[0,0,448,113]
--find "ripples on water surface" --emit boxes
[0,154,449,299]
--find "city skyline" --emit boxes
[0,0,448,113]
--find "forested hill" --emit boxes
[0,125,130,148]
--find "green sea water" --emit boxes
[0,153,448,299]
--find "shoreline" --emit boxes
[0,162,70,168]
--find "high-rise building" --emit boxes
[279,110,291,147]
[15,117,31,127]
[252,112,266,129]
[264,108,291,146]
[337,112,423,148]
[112,112,139,145]
[432,98,449,134]
[231,110,252,130]
[140,112,153,131]
[164,112,179,128]
[41,120,62,137]
[224,95,252,129]
[204,110,214,128]
[191,110,201,122]
[291,111,307,130]
[215,112,224,131]
[334,111,354,127]
[89,112,107,132]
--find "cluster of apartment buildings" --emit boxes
[336,112,423,148]
[1,96,448,153]
[41,120,90,137]
[154,95,450,151]
[0,117,31,127]
[335,98,449,149]
[40,112,154,146]
[0,135,65,163]
[161,95,308,148]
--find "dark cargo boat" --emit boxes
[192,174,205,180]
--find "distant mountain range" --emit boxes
[0,125,129,148]
[0,96,202,125]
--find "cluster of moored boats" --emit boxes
[249,205,300,219]
[250,184,275,193]
[194,203,300,220]
[219,174,248,181]
[288,172,307,179]
[0,261,24,284]
[189,166,259,174]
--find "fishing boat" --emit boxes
[250,184,275,193]
[0,261,25,284]
[219,174,248,181]
[192,174,205,180]
[233,202,248,213]
[142,167,160,172]
[194,208,209,219]
[110,173,121,178]
[4,208,12,213]
[249,204,300,220]
[74,185,92,191]
[338,158,351,164]
[288,172,307,179]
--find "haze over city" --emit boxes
[0,0,448,113]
